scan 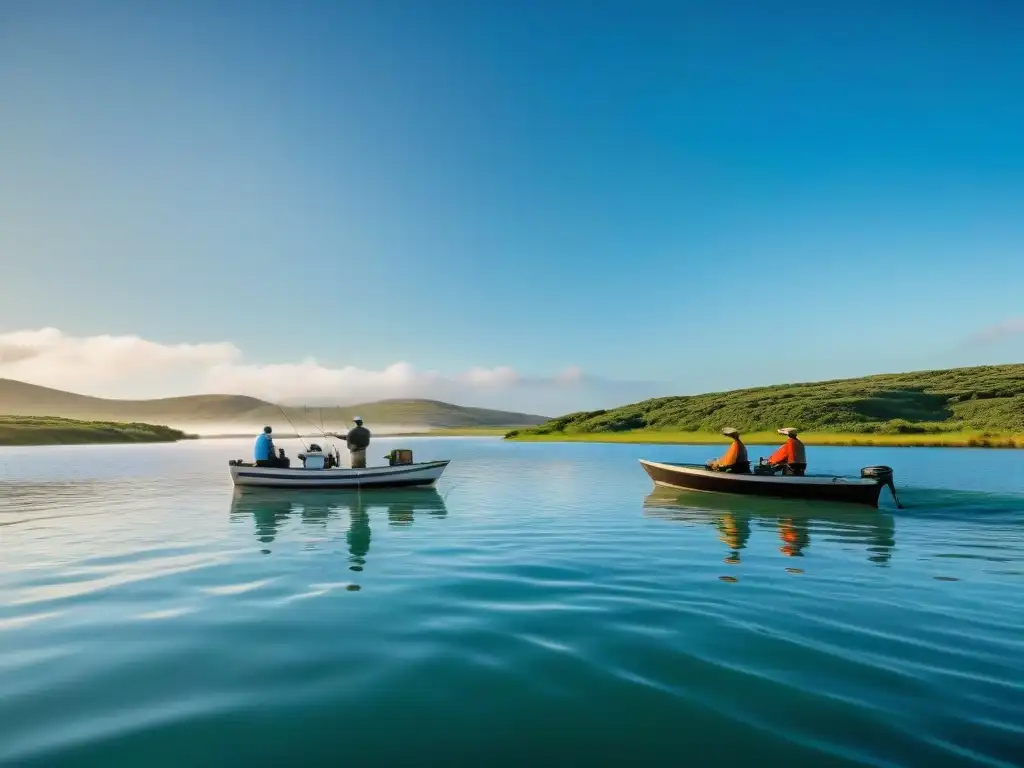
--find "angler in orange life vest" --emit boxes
[707,427,750,473]
[769,427,807,475]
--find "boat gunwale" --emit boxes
[230,459,450,479]
[231,477,444,489]
[229,459,449,489]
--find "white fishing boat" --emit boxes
[229,444,450,489]
[228,459,450,489]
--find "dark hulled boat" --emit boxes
[638,460,902,508]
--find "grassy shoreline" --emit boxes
[504,430,1024,449]
[0,415,192,446]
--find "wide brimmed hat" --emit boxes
[721,427,740,437]
[777,427,798,436]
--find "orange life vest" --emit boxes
[769,437,806,465]
[718,439,748,468]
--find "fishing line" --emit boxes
[276,404,308,452]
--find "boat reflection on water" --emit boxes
[643,487,896,566]
[229,488,449,570]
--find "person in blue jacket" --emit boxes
[254,426,288,467]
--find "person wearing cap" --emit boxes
[254,425,288,467]
[707,427,750,473]
[346,417,371,468]
[768,427,807,475]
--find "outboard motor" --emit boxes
[861,465,904,509]
[386,449,414,467]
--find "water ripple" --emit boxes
[1,438,1023,766]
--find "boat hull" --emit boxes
[638,460,885,507]
[229,460,450,489]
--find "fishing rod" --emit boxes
[314,405,342,468]
[320,407,342,468]
[293,403,343,467]
[276,403,308,452]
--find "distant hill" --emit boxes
[509,363,1024,437]
[0,379,549,433]
[0,415,190,446]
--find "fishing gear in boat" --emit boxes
[289,406,350,469]
[226,401,451,489]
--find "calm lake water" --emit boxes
[1,437,1022,767]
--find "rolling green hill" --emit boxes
[507,364,1024,440]
[0,379,548,433]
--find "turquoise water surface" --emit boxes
[1,437,1022,766]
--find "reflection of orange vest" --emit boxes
[769,437,806,465]
[718,439,748,467]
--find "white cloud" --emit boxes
[457,366,520,388]
[967,318,1024,346]
[0,327,241,393]
[0,328,662,414]
[205,359,448,404]
[554,365,584,385]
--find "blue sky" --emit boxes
[1,0,1022,411]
